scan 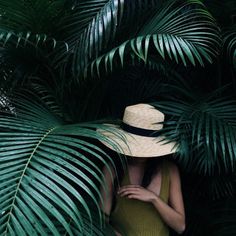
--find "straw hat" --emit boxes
[98,103,177,158]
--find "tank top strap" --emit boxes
[121,161,170,201]
[160,160,170,201]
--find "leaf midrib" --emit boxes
[3,126,57,236]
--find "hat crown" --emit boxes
[122,104,164,130]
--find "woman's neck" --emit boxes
[128,159,147,172]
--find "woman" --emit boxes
[99,103,185,236]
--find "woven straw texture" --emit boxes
[98,104,177,157]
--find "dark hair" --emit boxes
[113,154,174,188]
[141,157,163,187]
[126,155,174,185]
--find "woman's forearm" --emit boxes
[151,195,185,234]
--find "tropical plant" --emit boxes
[0,0,235,235]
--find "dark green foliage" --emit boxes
[153,90,236,174]
[0,95,122,235]
[0,0,235,235]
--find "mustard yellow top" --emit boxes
[110,161,170,236]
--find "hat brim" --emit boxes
[97,125,178,158]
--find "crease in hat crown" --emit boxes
[122,103,164,131]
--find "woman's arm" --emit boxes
[151,163,185,234]
[100,165,123,236]
[99,165,115,217]
[118,162,185,234]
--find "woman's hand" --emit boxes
[118,185,157,203]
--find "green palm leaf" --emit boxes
[0,0,67,48]
[50,0,112,66]
[86,0,220,77]
[0,96,120,235]
[58,0,113,45]
[69,0,125,77]
[70,0,169,76]
[152,93,236,174]
[223,25,236,70]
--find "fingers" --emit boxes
[126,193,145,201]
[117,185,156,203]
[118,188,139,197]
[118,185,144,197]
[119,189,141,199]
[118,186,141,195]
[126,194,141,200]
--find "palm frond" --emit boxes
[70,0,125,77]
[52,0,123,71]
[58,0,112,46]
[0,95,121,235]
[29,79,64,120]
[0,0,65,48]
[223,25,236,70]
[70,0,171,77]
[152,93,236,174]
[86,0,220,77]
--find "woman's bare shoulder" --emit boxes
[166,160,178,168]
[165,160,180,177]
